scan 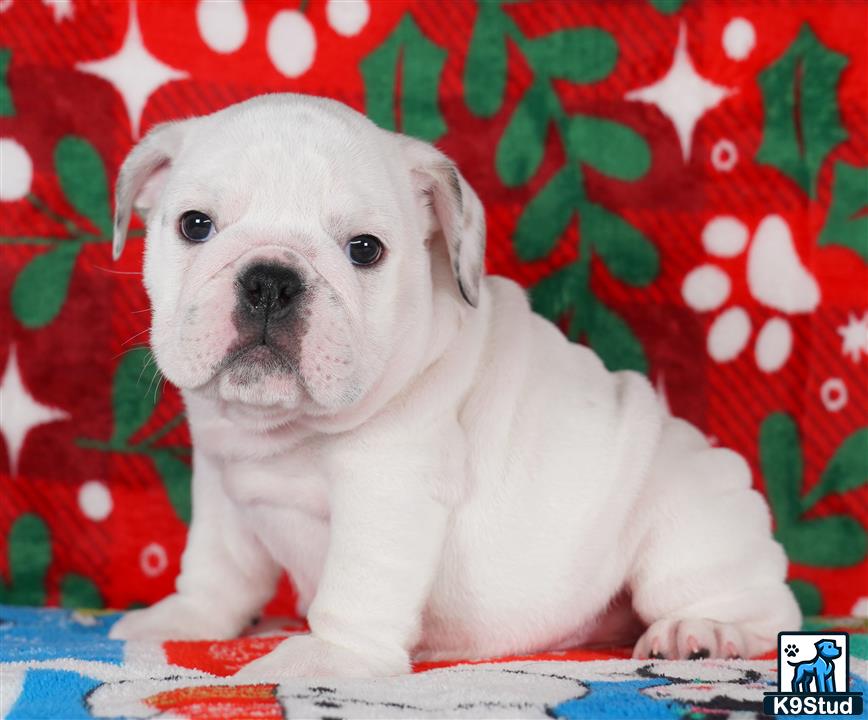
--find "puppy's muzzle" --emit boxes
[237,263,304,324]
[224,262,308,377]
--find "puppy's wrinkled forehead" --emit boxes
[171,101,401,224]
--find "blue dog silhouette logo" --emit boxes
[763,631,862,716]
[788,639,841,693]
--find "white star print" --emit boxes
[42,0,73,22]
[0,346,68,476]
[76,2,187,137]
[838,311,868,363]
[626,24,734,161]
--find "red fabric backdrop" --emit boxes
[0,0,866,618]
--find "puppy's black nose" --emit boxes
[238,263,303,321]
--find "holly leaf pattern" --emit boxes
[9,135,114,330]
[111,347,160,444]
[524,29,617,83]
[760,412,804,524]
[756,24,848,198]
[565,116,650,181]
[80,354,191,525]
[818,161,868,262]
[759,413,868,611]
[580,203,658,287]
[0,514,50,606]
[464,3,508,118]
[530,262,587,322]
[514,166,580,261]
[11,242,82,328]
[788,579,822,616]
[648,0,687,14]
[779,516,867,568]
[496,80,551,187]
[61,574,103,609]
[55,136,113,237]
[151,450,192,525]
[465,4,655,375]
[0,514,103,607]
[802,428,868,509]
[585,300,648,373]
[361,14,447,142]
[0,48,13,116]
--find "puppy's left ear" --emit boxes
[403,137,486,307]
[112,119,193,260]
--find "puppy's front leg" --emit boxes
[234,457,449,679]
[110,449,281,640]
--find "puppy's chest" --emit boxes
[221,451,329,518]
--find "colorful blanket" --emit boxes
[1,0,868,708]
[1,607,865,719]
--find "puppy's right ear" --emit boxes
[112,120,191,260]
[401,137,486,308]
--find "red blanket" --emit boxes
[0,0,866,621]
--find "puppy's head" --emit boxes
[815,640,841,659]
[114,95,484,423]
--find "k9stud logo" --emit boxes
[763,632,862,716]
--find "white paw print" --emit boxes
[682,215,820,373]
[195,0,370,77]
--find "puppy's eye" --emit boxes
[179,211,216,243]
[345,234,383,266]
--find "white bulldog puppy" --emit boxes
[108,94,800,677]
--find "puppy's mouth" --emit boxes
[220,340,296,377]
[225,341,278,367]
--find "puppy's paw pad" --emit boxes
[633,619,754,660]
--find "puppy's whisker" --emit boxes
[144,363,162,397]
[112,344,150,362]
[122,328,151,346]
[138,353,158,387]
[129,350,156,386]
[91,265,144,276]
[147,367,167,403]
[154,376,168,404]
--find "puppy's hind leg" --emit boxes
[628,418,801,660]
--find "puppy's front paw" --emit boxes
[233,634,409,680]
[632,618,768,660]
[109,594,245,641]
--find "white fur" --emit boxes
[108,94,800,677]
